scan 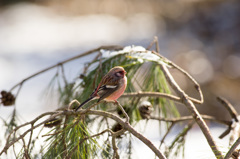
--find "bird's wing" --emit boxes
[97,84,119,102]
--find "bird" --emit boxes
[75,66,127,111]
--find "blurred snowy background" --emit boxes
[0,0,240,158]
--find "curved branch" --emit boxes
[121,92,202,104]
[9,45,123,92]
[0,111,62,155]
[217,97,238,122]
[5,112,56,145]
[1,107,166,159]
[84,110,166,159]
[150,114,231,126]
[159,64,223,158]
[152,51,204,104]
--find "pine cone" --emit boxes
[138,101,153,119]
[1,90,15,106]
[112,123,122,132]
[112,123,123,138]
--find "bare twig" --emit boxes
[0,111,62,155]
[2,92,226,158]
[159,63,223,158]
[112,129,126,159]
[152,51,204,104]
[224,137,240,159]
[5,112,56,147]
[1,104,166,158]
[16,108,166,158]
[84,110,166,159]
[27,124,34,151]
[115,101,129,123]
[219,125,232,139]
[217,97,240,146]
[9,45,123,92]
[147,36,160,53]
[150,115,231,126]
[121,92,202,104]
[155,114,231,149]
[217,97,238,122]
[22,138,30,159]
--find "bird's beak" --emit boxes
[124,70,127,75]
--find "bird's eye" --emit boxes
[115,71,124,77]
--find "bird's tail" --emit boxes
[75,96,94,111]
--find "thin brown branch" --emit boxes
[15,81,24,99]
[150,114,231,126]
[49,108,166,159]
[2,106,166,158]
[5,111,56,146]
[152,51,204,104]
[22,138,30,159]
[169,62,204,104]
[156,114,231,148]
[219,125,232,139]
[224,137,240,159]
[84,110,167,159]
[159,63,223,158]
[68,105,164,158]
[217,97,240,144]
[27,124,34,151]
[217,97,238,122]
[115,101,129,123]
[9,45,123,92]
[147,36,160,53]
[112,129,125,159]
[112,136,119,159]
[121,92,204,105]
[0,111,62,155]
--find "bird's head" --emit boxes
[110,66,126,78]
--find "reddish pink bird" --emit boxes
[75,66,127,111]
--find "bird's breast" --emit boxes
[105,76,127,101]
